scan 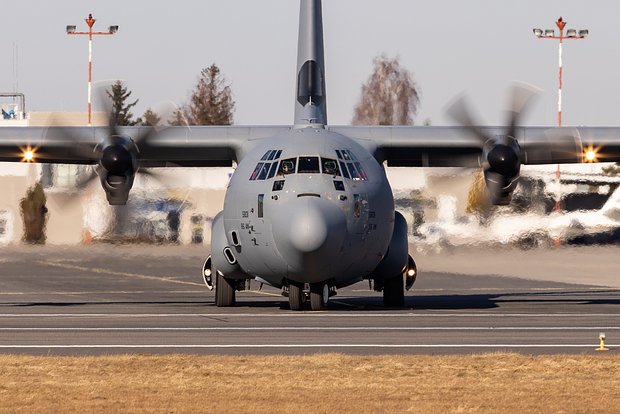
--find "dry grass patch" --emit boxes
[0,353,619,413]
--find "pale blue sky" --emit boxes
[0,1,616,126]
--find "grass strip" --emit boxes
[0,353,619,413]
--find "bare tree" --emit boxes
[168,108,189,127]
[184,64,235,126]
[352,55,420,125]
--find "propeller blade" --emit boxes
[75,167,99,190]
[445,93,488,146]
[523,127,583,164]
[505,82,541,140]
[44,116,100,162]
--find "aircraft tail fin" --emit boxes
[294,0,327,127]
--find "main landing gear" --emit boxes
[382,255,417,308]
[215,273,236,307]
[382,275,404,308]
[287,282,331,311]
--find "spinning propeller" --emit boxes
[446,82,581,205]
[45,92,182,205]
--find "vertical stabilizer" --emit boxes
[294,0,327,127]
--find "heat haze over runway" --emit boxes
[0,245,618,355]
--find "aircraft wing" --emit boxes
[332,126,620,167]
[0,126,290,167]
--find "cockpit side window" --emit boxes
[354,162,368,181]
[258,163,270,180]
[261,151,272,161]
[278,158,297,176]
[267,162,279,179]
[250,163,265,180]
[339,161,350,179]
[298,157,320,173]
[347,163,362,180]
[321,158,340,176]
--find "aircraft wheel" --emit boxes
[310,283,329,311]
[288,282,304,311]
[215,273,236,307]
[383,275,405,308]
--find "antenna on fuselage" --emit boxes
[294,0,327,128]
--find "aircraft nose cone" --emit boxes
[272,196,347,281]
[289,200,330,253]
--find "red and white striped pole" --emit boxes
[66,14,118,127]
[86,15,94,127]
[556,18,565,128]
[533,17,588,213]
[555,18,565,207]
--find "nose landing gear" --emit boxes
[286,281,333,311]
[309,283,329,311]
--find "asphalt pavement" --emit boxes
[0,244,618,355]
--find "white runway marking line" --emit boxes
[2,327,620,331]
[0,344,615,349]
[40,261,204,287]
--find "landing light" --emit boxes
[21,146,36,163]
[407,268,416,277]
[204,268,212,278]
[584,145,599,163]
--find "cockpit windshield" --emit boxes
[298,157,320,173]
[321,158,340,176]
[278,158,297,176]
[251,151,367,181]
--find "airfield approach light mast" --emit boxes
[533,17,588,128]
[66,14,118,127]
[533,17,588,212]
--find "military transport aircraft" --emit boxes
[1,0,620,311]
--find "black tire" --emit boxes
[310,283,328,311]
[215,273,235,307]
[289,282,304,311]
[383,275,405,308]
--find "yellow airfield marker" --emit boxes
[595,332,609,351]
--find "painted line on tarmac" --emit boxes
[40,261,204,287]
[0,344,614,349]
[1,313,620,318]
[2,326,620,331]
[351,287,619,293]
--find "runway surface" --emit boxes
[0,244,619,355]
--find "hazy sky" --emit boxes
[0,1,617,127]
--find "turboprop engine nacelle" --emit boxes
[97,138,139,205]
[482,135,521,206]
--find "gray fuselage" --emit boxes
[222,128,395,289]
